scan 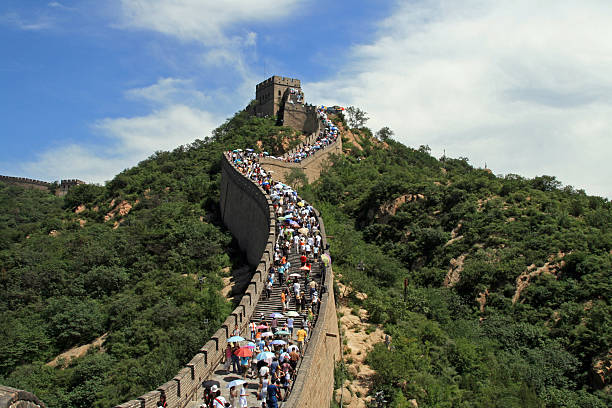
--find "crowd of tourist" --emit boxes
[202,138,332,407]
[273,107,339,163]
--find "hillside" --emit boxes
[2,107,611,408]
[302,124,612,407]
[0,111,302,408]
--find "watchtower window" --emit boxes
[278,90,281,96]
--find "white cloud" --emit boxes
[0,11,54,30]
[14,79,221,184]
[94,104,218,156]
[125,77,208,106]
[307,0,612,198]
[19,145,131,185]
[118,0,302,44]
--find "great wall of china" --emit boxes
[0,76,343,408]
[0,175,84,196]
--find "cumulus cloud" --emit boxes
[15,78,221,184]
[94,103,218,157]
[125,77,209,106]
[118,0,302,44]
[307,0,612,198]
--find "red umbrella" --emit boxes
[235,347,253,357]
[256,324,268,329]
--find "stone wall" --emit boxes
[282,104,319,135]
[0,176,84,196]
[0,176,51,192]
[0,385,46,408]
[259,131,343,184]
[115,155,278,408]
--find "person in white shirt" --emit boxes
[210,386,226,408]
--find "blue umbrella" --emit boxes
[270,340,286,345]
[227,336,245,343]
[256,352,275,361]
[270,312,284,319]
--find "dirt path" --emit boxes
[46,333,108,368]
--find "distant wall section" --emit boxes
[259,133,342,184]
[0,176,84,196]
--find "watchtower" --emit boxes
[254,76,302,118]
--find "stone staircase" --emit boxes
[251,250,323,330]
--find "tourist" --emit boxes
[266,379,282,408]
[211,386,226,408]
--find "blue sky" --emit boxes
[1,1,611,198]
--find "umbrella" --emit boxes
[270,312,284,319]
[285,311,300,317]
[274,183,284,189]
[263,152,269,155]
[235,347,253,357]
[290,221,300,228]
[299,266,310,271]
[246,148,254,152]
[256,352,275,361]
[275,330,290,335]
[203,379,220,389]
[298,227,309,235]
[228,336,245,343]
[256,324,268,329]
[270,340,286,345]
[289,273,301,278]
[297,201,304,207]
[261,331,274,337]
[287,345,299,352]
[277,216,286,221]
[227,379,247,389]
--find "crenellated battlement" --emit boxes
[0,175,52,188]
[0,175,85,196]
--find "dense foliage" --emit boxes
[303,125,612,407]
[0,111,299,407]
